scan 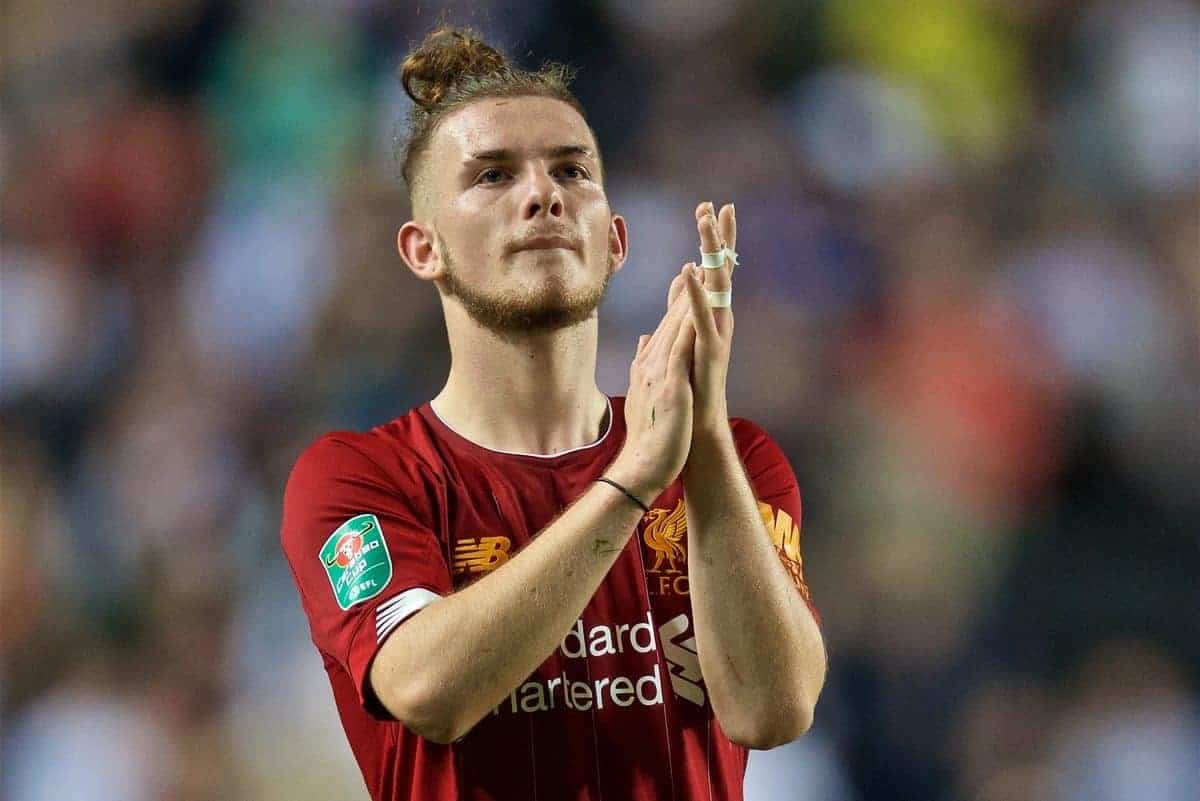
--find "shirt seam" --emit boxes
[427,395,615,461]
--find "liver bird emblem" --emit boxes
[642,498,688,574]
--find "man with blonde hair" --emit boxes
[281,25,826,801]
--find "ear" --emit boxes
[607,213,629,275]
[397,221,443,282]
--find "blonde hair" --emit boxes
[397,26,600,194]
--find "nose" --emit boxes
[520,166,564,220]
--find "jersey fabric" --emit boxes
[280,394,817,801]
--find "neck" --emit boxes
[431,305,610,456]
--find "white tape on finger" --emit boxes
[699,246,739,270]
[705,289,732,308]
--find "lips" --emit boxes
[512,235,576,252]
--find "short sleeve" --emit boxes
[732,419,820,626]
[280,433,454,717]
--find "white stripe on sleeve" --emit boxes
[375,588,443,643]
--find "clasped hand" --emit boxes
[632,201,736,440]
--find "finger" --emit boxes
[717,203,736,253]
[643,264,689,350]
[651,273,695,374]
[667,316,697,383]
[666,269,688,311]
[630,334,650,379]
[683,268,720,344]
[695,202,722,257]
[641,264,693,365]
[695,208,731,296]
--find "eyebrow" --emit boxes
[465,145,595,163]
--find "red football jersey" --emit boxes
[280,395,816,801]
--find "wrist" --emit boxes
[683,425,737,484]
[604,456,664,509]
[692,417,734,450]
[596,476,650,514]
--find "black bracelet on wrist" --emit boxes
[595,476,650,513]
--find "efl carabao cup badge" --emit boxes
[320,514,392,610]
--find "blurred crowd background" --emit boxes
[2,0,1198,799]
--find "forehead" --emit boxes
[432,96,596,163]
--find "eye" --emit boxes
[557,164,590,180]
[476,168,508,185]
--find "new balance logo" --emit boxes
[453,536,512,576]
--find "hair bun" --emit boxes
[400,27,508,112]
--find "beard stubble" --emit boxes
[439,241,614,336]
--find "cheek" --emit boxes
[443,207,499,263]
[586,212,615,259]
